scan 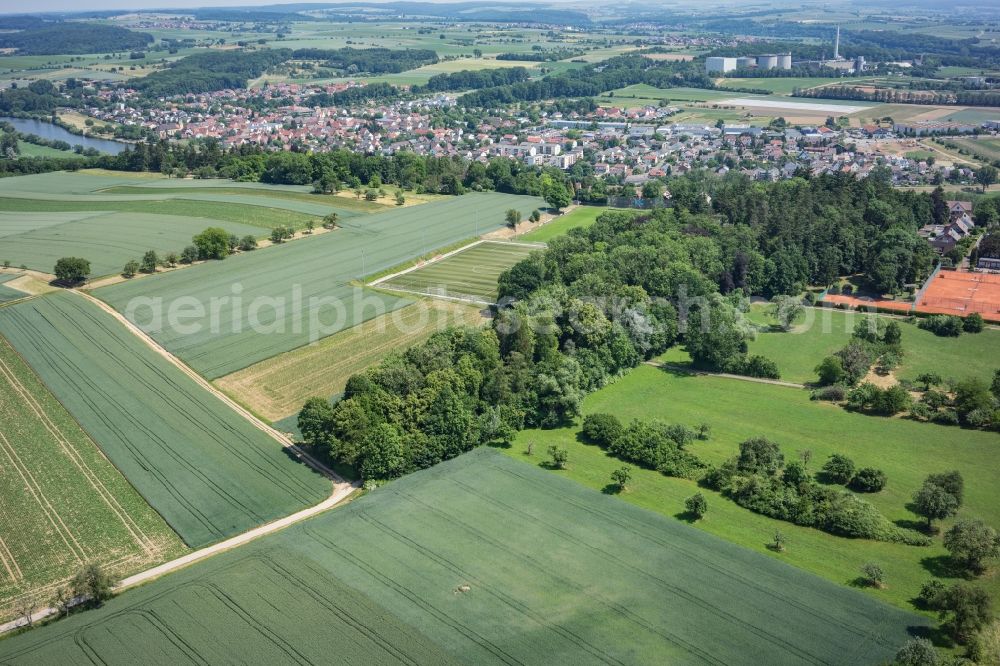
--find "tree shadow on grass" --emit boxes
[281,444,355,482]
[602,483,623,495]
[893,517,931,533]
[920,554,967,580]
[848,576,876,590]
[673,511,699,524]
[905,623,955,649]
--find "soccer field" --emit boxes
[0,449,924,665]
[379,241,539,303]
[97,193,546,378]
[0,293,330,548]
[0,336,185,622]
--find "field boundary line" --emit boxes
[645,361,806,389]
[372,284,494,307]
[0,429,87,565]
[70,290,344,482]
[0,353,157,557]
[0,480,359,636]
[369,238,540,305]
[368,239,487,287]
[0,537,22,583]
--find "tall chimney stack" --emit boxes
[834,25,840,60]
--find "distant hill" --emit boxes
[0,22,153,55]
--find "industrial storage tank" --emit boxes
[757,54,778,70]
[736,56,756,69]
[777,53,792,69]
[705,57,738,73]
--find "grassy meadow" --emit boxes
[521,205,605,242]
[733,306,1000,385]
[0,449,925,665]
[506,364,1000,613]
[0,337,186,622]
[0,293,330,548]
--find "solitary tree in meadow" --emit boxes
[53,257,90,286]
[547,445,568,469]
[944,520,1000,575]
[505,208,522,229]
[685,493,707,519]
[610,466,631,492]
[912,481,959,532]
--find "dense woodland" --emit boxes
[298,173,942,484]
[415,67,531,93]
[132,50,291,97]
[291,47,438,74]
[0,80,85,114]
[460,54,768,107]
[0,22,152,55]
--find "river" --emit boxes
[0,116,129,155]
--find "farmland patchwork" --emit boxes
[0,449,925,665]
[0,336,185,622]
[0,292,330,548]
[97,192,545,378]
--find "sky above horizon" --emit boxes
[0,0,303,11]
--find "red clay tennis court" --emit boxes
[916,270,1000,321]
[821,294,912,313]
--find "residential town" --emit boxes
[79,80,997,193]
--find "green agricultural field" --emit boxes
[0,211,262,277]
[0,171,378,218]
[948,137,1000,163]
[342,57,541,87]
[97,192,546,379]
[942,108,1000,124]
[0,293,330,548]
[0,196,332,231]
[379,241,539,303]
[599,84,750,107]
[218,299,485,422]
[507,364,1000,612]
[0,274,26,304]
[905,150,936,161]
[15,141,77,158]
[0,335,186,622]
[716,77,835,95]
[522,206,605,242]
[730,306,1000,385]
[0,449,924,664]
